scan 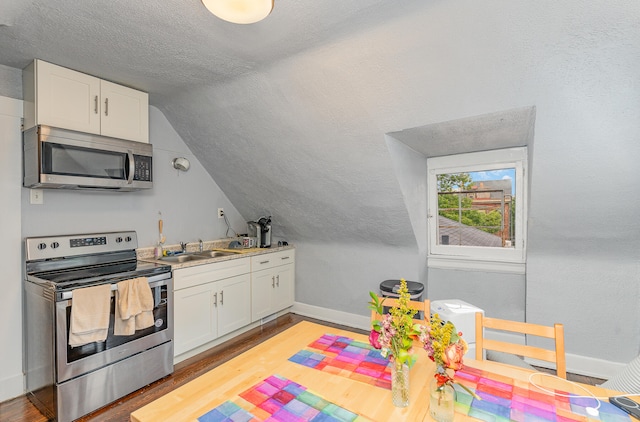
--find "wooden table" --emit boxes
[130,321,626,421]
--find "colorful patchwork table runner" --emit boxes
[288,334,392,389]
[198,374,371,422]
[454,366,631,422]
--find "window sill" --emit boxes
[427,256,525,274]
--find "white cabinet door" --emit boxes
[272,264,295,313]
[35,60,101,134]
[173,283,217,356]
[217,273,251,337]
[251,262,295,322]
[100,80,149,143]
[251,269,275,322]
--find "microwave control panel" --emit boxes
[134,155,152,181]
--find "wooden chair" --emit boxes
[475,312,566,378]
[370,296,430,326]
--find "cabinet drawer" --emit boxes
[251,249,295,271]
[174,257,250,291]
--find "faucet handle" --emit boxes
[180,241,187,252]
[198,239,204,252]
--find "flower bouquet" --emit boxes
[422,313,479,421]
[368,279,424,407]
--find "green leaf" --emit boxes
[367,291,385,314]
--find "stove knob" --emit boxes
[115,237,123,243]
[51,242,59,249]
[125,236,132,242]
[37,242,47,250]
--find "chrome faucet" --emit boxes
[180,241,187,253]
[198,239,204,252]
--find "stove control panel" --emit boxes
[25,231,138,261]
[70,236,107,248]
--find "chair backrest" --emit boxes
[475,312,566,379]
[370,296,430,326]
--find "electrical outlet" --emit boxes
[30,189,44,205]
[218,208,224,219]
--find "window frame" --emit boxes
[427,147,527,273]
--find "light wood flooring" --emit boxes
[0,313,606,422]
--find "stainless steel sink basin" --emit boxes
[159,254,208,263]
[195,250,241,258]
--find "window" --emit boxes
[427,147,527,272]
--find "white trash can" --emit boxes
[430,299,484,359]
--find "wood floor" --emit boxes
[0,313,606,422]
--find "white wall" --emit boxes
[0,105,245,401]
[21,106,247,245]
[0,96,24,401]
[294,241,420,314]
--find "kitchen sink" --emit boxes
[195,250,241,258]
[159,254,209,263]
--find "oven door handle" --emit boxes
[58,276,170,300]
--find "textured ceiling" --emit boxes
[0,1,572,246]
[0,0,427,246]
[0,0,396,97]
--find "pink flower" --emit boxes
[369,329,382,349]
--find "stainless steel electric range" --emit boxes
[23,231,173,422]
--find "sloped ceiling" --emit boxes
[0,1,579,246]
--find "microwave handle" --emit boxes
[126,150,134,184]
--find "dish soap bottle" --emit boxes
[154,242,163,259]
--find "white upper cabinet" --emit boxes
[23,59,149,143]
[100,79,149,142]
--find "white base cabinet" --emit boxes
[251,250,295,322]
[23,59,149,143]
[173,258,251,357]
[172,249,295,358]
[173,282,217,355]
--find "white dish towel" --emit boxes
[68,283,112,347]
[114,277,154,336]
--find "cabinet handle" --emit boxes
[276,275,280,287]
[104,98,109,116]
[213,292,217,307]
[281,256,290,260]
[94,96,98,114]
[272,276,275,288]
[260,260,270,265]
[220,290,224,305]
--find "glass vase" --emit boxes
[429,378,455,422]
[391,362,410,407]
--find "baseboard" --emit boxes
[526,354,625,380]
[291,302,370,331]
[291,302,625,380]
[0,371,25,402]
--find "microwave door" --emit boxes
[43,142,127,181]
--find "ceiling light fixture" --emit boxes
[201,0,274,24]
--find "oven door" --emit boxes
[55,275,172,383]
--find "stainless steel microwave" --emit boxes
[23,125,153,191]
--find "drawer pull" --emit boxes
[281,256,290,260]
[260,260,270,265]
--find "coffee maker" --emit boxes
[247,216,272,248]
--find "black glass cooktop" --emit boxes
[30,260,170,290]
